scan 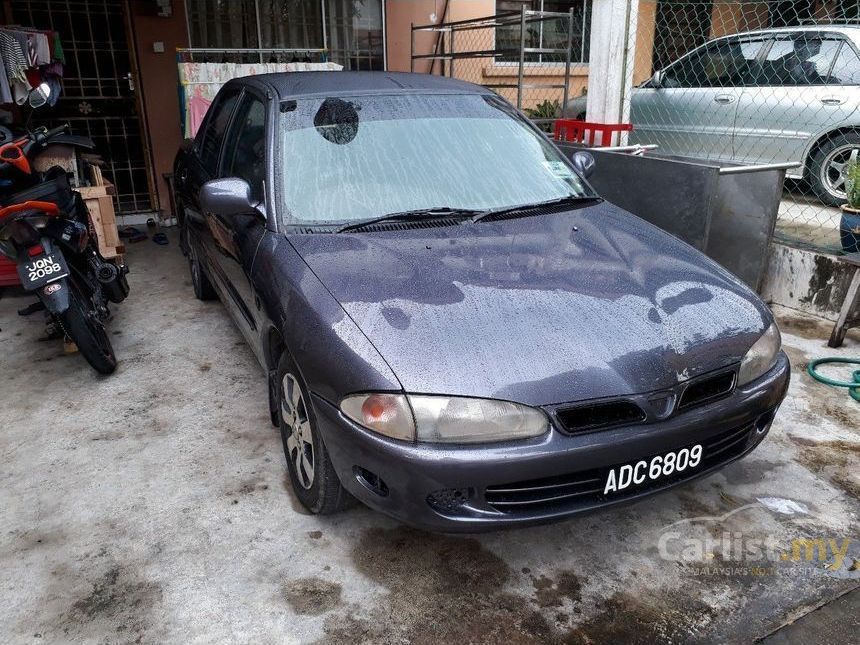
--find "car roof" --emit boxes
[231,71,492,100]
[729,23,860,44]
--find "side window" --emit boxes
[760,36,842,86]
[664,38,765,88]
[221,95,267,202]
[829,42,860,85]
[197,91,240,176]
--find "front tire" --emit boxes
[58,283,117,374]
[809,131,860,207]
[277,352,351,514]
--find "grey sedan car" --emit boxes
[175,72,789,531]
[564,25,860,206]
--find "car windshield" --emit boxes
[278,93,592,225]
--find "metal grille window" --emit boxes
[259,0,324,51]
[326,0,384,70]
[184,0,383,69]
[11,0,154,213]
[186,0,259,49]
[497,0,589,63]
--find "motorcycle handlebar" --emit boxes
[37,124,70,143]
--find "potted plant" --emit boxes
[842,150,860,253]
[525,99,561,134]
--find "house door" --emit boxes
[10,0,154,213]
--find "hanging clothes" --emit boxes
[188,92,212,137]
[0,27,65,106]
[52,32,65,64]
[177,60,343,137]
[0,49,12,104]
[30,31,50,65]
[0,31,27,82]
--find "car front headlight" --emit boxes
[737,322,782,386]
[340,393,549,444]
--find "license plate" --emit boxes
[603,444,703,496]
[18,251,69,291]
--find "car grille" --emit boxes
[483,420,760,514]
[678,369,736,410]
[556,400,646,434]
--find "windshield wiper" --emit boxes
[471,194,601,224]
[336,207,481,233]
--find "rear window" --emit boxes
[830,41,860,85]
[759,36,842,85]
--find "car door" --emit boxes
[183,88,241,279]
[630,36,768,162]
[207,90,270,360]
[733,32,854,167]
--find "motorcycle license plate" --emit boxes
[18,251,69,291]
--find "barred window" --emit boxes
[496,0,590,64]
[185,0,383,70]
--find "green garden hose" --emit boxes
[807,358,860,403]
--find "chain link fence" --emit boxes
[620,0,860,255]
[410,5,588,131]
[412,0,860,255]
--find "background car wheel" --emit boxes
[277,352,352,514]
[810,131,860,207]
[188,243,216,301]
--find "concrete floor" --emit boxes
[776,192,844,251]
[0,235,858,644]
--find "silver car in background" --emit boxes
[563,25,860,206]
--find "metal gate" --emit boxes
[11,0,154,213]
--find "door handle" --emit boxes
[714,94,735,104]
[820,97,845,106]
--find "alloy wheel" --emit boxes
[821,144,859,201]
[281,373,315,489]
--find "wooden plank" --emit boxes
[80,175,120,259]
[828,268,860,348]
[77,185,110,199]
[84,193,108,254]
[97,195,121,249]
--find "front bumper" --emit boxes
[313,352,790,532]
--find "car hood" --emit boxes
[288,203,770,407]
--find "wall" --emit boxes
[760,243,858,321]
[385,1,659,111]
[385,0,495,73]
[128,0,189,215]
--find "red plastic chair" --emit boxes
[553,119,633,147]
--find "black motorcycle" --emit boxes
[0,125,129,374]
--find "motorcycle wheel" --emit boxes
[58,283,117,375]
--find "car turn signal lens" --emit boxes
[340,393,416,441]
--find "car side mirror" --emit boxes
[570,151,596,179]
[200,178,263,220]
[651,70,664,89]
